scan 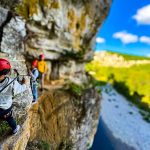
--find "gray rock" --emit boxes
[1,17,26,54]
[0,7,8,26]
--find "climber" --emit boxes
[37,54,47,91]
[0,59,27,134]
[29,60,39,102]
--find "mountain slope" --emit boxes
[86,51,150,117]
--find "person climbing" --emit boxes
[0,59,27,134]
[29,60,39,102]
[37,54,47,91]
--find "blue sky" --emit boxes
[96,0,150,57]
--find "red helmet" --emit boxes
[39,54,44,59]
[32,60,38,67]
[0,59,11,71]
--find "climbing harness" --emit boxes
[3,110,13,119]
[0,106,13,120]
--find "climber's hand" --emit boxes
[28,70,32,76]
[21,77,26,84]
[14,69,19,76]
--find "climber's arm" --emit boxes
[13,79,27,96]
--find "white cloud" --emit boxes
[113,31,138,44]
[96,37,105,43]
[140,36,150,45]
[133,5,150,25]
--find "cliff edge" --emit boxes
[0,0,111,149]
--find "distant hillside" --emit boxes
[94,51,150,68]
[106,51,150,60]
[86,51,150,118]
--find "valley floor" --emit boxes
[101,85,150,150]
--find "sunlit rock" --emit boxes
[0,0,111,149]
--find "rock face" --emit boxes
[0,0,111,149]
[26,88,100,150]
[0,7,26,54]
[22,0,110,58]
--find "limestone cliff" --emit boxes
[0,0,111,149]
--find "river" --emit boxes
[91,118,135,150]
[90,85,150,150]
